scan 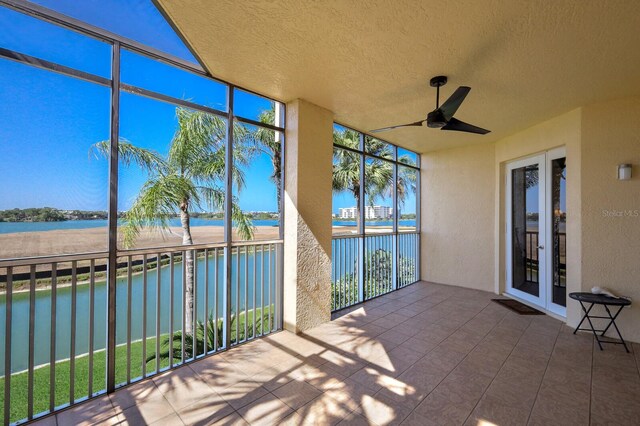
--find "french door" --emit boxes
[506,148,566,317]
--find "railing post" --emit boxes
[392,148,398,291]
[223,86,234,349]
[358,237,365,303]
[358,133,366,302]
[416,155,422,282]
[106,41,120,393]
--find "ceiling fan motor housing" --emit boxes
[427,109,447,128]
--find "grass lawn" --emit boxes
[0,306,274,424]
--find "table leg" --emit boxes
[602,305,630,353]
[576,301,604,351]
[573,301,593,334]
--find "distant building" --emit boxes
[338,206,392,219]
[338,207,358,219]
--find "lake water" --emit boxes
[0,249,277,374]
[0,218,418,374]
[0,218,277,234]
[0,219,417,234]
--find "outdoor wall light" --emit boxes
[618,164,632,180]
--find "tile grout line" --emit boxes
[301,287,463,423]
[398,297,512,423]
[461,314,537,425]
[318,286,485,423]
[251,287,438,424]
[523,324,562,425]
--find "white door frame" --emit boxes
[545,147,567,317]
[505,148,567,317]
[505,153,547,308]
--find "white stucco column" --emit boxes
[283,99,334,333]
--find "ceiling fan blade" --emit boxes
[441,117,490,135]
[370,120,425,133]
[439,86,471,120]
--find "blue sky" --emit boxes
[0,1,279,213]
[0,1,417,216]
[332,124,418,215]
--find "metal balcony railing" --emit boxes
[524,231,566,286]
[331,232,419,312]
[0,241,282,425]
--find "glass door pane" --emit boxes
[511,164,540,297]
[551,157,567,307]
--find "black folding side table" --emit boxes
[569,292,632,352]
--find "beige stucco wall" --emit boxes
[494,109,583,325]
[422,99,640,342]
[421,143,496,291]
[580,97,640,342]
[283,99,334,333]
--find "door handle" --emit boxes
[537,245,544,250]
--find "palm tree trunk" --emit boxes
[355,193,361,232]
[273,154,282,218]
[180,202,195,335]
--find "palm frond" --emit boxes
[168,108,227,175]
[232,199,256,240]
[146,311,270,364]
[333,128,360,150]
[121,174,199,248]
[89,139,167,174]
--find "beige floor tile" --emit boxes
[56,395,120,426]
[465,395,531,426]
[189,358,250,390]
[217,378,269,410]
[322,350,368,377]
[304,364,349,392]
[157,376,220,411]
[120,394,176,425]
[110,380,164,411]
[377,329,412,345]
[236,393,293,426]
[415,347,465,373]
[149,412,185,425]
[272,379,322,410]
[211,412,250,426]
[348,366,390,393]
[386,363,447,407]
[398,337,439,355]
[255,371,295,392]
[280,410,305,425]
[386,346,423,366]
[409,389,476,426]
[337,410,373,426]
[29,415,57,426]
[152,365,199,390]
[324,377,379,413]
[357,392,414,426]
[482,379,538,411]
[295,393,352,426]
[176,391,236,425]
[529,394,589,426]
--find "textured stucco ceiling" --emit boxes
[156,0,640,153]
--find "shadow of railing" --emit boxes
[112,281,516,425]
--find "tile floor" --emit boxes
[32,281,640,425]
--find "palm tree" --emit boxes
[332,129,416,228]
[250,108,283,209]
[91,107,255,335]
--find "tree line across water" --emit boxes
[0,207,107,222]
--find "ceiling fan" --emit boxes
[370,76,490,135]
